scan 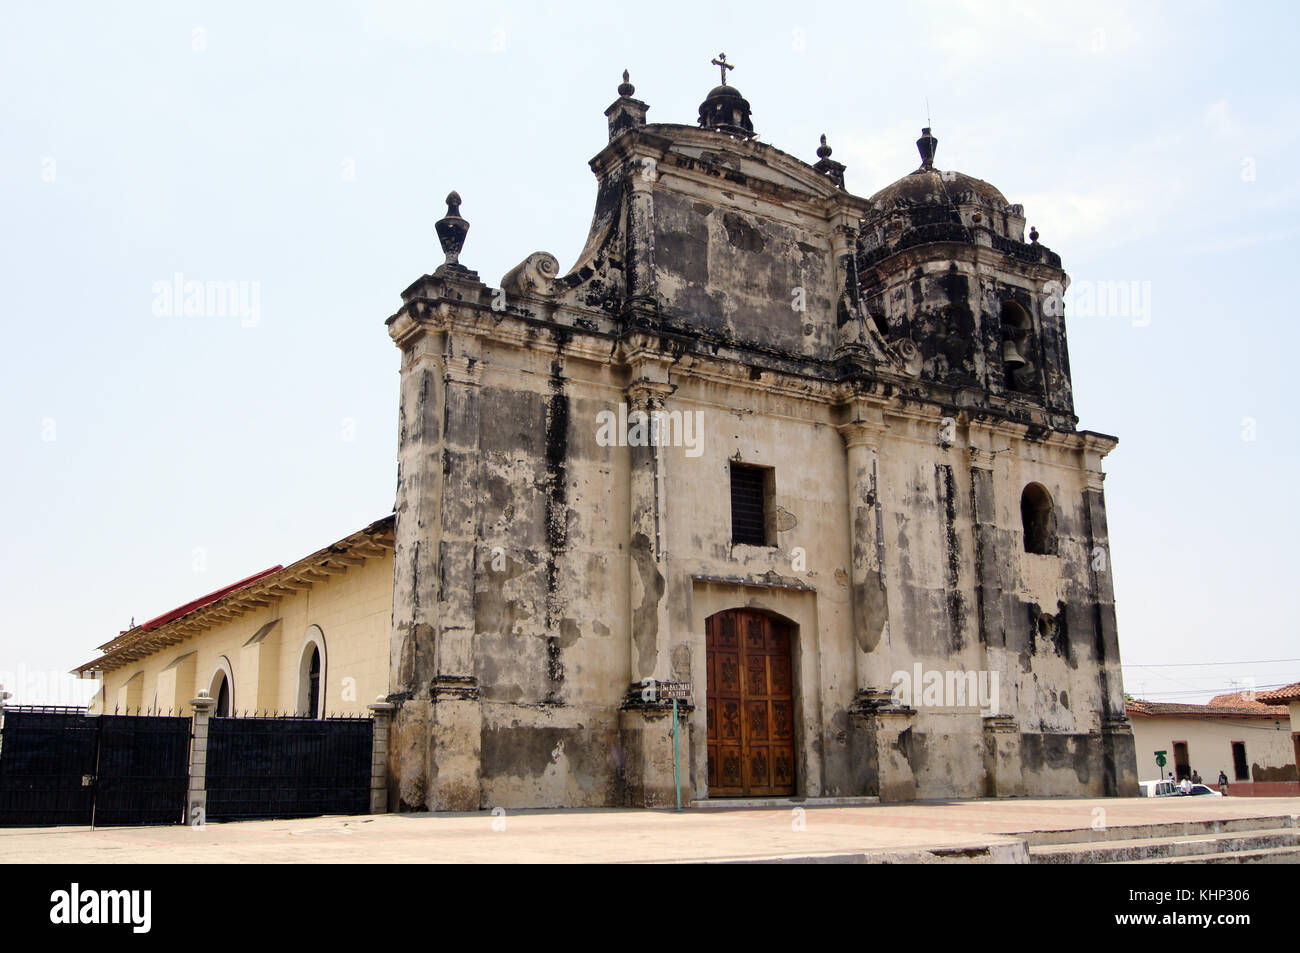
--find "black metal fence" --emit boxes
[0,706,377,827]
[0,707,189,827]
[204,714,372,822]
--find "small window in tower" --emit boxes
[1021,483,1057,555]
[730,462,773,547]
[1232,742,1249,781]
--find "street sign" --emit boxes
[657,681,692,701]
[1155,750,1167,768]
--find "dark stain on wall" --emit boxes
[937,463,965,651]
[722,212,765,252]
[1252,762,1299,782]
[480,725,622,802]
[543,354,570,627]
[1021,733,1097,787]
[544,635,564,703]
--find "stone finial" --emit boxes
[916,127,938,170]
[1029,225,1039,244]
[606,70,649,140]
[435,191,470,267]
[813,133,846,189]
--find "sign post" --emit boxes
[1155,750,1167,779]
[657,681,692,812]
[673,697,680,811]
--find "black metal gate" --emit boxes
[0,708,190,827]
[94,713,192,825]
[205,715,371,821]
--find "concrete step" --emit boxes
[1029,828,1300,864]
[1022,814,1297,846]
[689,796,880,811]
[1121,844,1300,864]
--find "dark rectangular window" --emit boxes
[1232,742,1249,781]
[730,462,770,546]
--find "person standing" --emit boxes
[1218,770,1229,794]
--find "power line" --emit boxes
[1123,658,1300,668]
[1130,681,1297,696]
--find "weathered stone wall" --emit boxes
[654,189,836,359]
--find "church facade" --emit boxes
[79,62,1140,809]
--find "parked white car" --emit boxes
[1139,779,1225,797]
[1139,779,1179,797]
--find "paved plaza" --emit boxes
[2,796,1297,863]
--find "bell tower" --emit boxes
[857,128,1076,428]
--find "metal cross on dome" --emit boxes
[711,52,734,85]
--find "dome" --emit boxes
[856,127,1040,265]
[705,84,743,100]
[868,129,1009,211]
[698,82,755,138]
[868,166,1009,212]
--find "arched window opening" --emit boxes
[297,627,327,718]
[307,647,320,718]
[214,672,231,716]
[1021,483,1057,555]
[1000,300,1035,393]
[210,658,234,716]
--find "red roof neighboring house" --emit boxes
[136,566,284,632]
[1255,682,1300,704]
[1126,699,1288,719]
[1206,691,1290,713]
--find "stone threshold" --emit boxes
[688,796,880,811]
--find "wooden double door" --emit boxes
[706,609,796,797]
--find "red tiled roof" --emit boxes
[75,515,396,674]
[1206,691,1290,713]
[1256,682,1300,703]
[138,567,283,632]
[1127,699,1288,719]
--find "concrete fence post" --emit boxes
[188,691,217,826]
[368,697,395,814]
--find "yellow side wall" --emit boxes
[92,550,393,716]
